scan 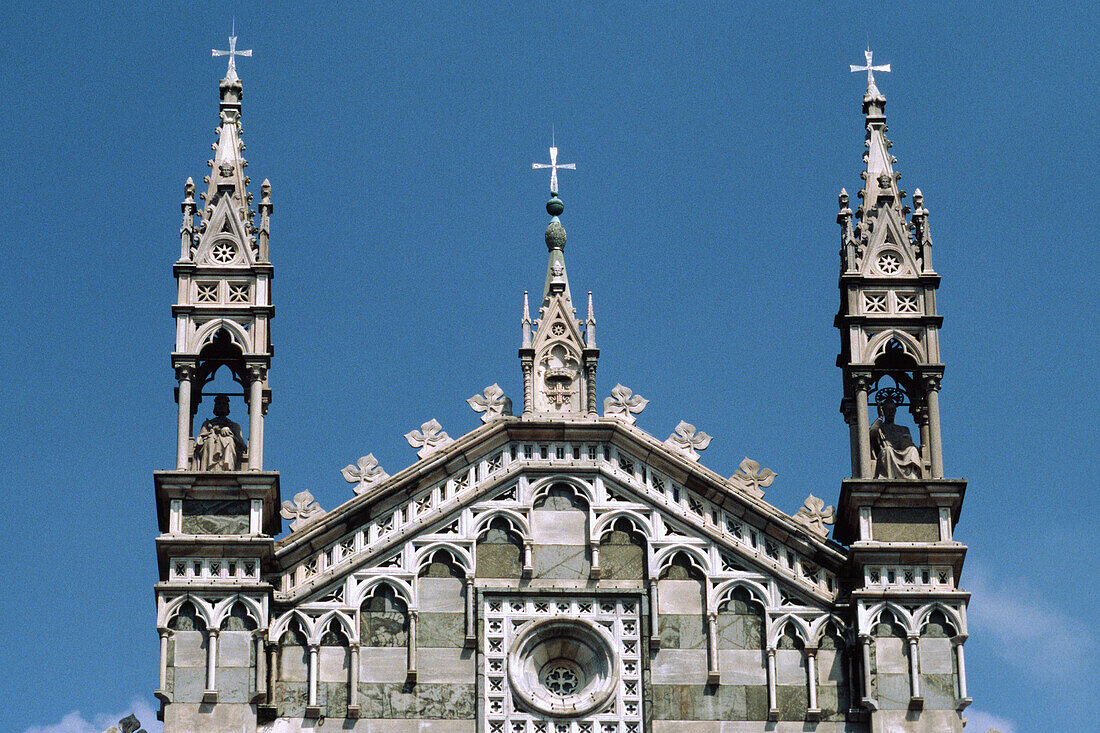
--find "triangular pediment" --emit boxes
[195,195,255,266]
[274,419,846,611]
[860,205,920,277]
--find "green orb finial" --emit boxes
[546,194,564,217]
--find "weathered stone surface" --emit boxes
[217,666,251,703]
[355,682,475,718]
[359,647,407,683]
[173,630,206,668]
[279,644,309,682]
[876,672,911,710]
[921,672,958,709]
[173,667,205,702]
[319,646,349,681]
[599,533,645,579]
[415,612,466,648]
[418,576,465,613]
[871,506,940,542]
[775,684,808,720]
[218,630,251,666]
[531,543,590,579]
[416,646,475,683]
[878,709,964,733]
[651,649,709,684]
[775,649,806,685]
[715,613,764,650]
[531,506,586,544]
[658,579,705,614]
[650,684,773,721]
[321,680,348,717]
[181,499,250,535]
[475,536,523,578]
[716,650,767,684]
[659,614,707,649]
[918,636,954,674]
[874,636,908,674]
[274,680,308,717]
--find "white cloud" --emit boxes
[964,708,1017,733]
[966,564,1097,685]
[20,698,162,733]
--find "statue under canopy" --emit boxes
[869,390,923,479]
[194,394,246,471]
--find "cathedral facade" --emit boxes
[152,43,971,733]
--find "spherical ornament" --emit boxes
[546,195,564,216]
[544,219,567,251]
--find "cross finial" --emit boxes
[849,47,890,87]
[532,143,576,196]
[212,27,252,81]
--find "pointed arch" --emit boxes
[592,509,654,543]
[310,609,356,645]
[472,508,531,541]
[865,601,917,636]
[809,613,850,646]
[768,614,812,649]
[348,575,415,611]
[865,329,926,365]
[654,545,711,578]
[269,609,315,644]
[527,475,595,508]
[916,602,964,637]
[211,594,264,630]
[712,578,772,611]
[161,594,215,630]
[191,318,252,355]
[413,542,473,577]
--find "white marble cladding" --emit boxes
[865,565,954,589]
[483,595,643,733]
[277,441,836,607]
[170,556,261,583]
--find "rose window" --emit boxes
[542,664,580,695]
[551,323,566,336]
[211,242,237,263]
[876,252,901,273]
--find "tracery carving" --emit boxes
[603,384,648,425]
[341,453,389,495]
[467,384,512,423]
[281,490,325,531]
[664,421,712,460]
[404,419,454,459]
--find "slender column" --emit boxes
[648,581,661,650]
[925,377,944,478]
[590,544,601,579]
[158,630,170,692]
[765,648,778,718]
[860,634,876,708]
[915,405,931,470]
[854,375,873,478]
[806,648,819,711]
[585,363,598,415]
[907,636,921,699]
[521,360,534,415]
[407,611,418,680]
[175,366,194,469]
[254,633,267,698]
[464,578,476,645]
[266,643,277,704]
[308,643,319,706]
[248,366,266,470]
[954,637,969,700]
[843,402,860,477]
[705,612,719,684]
[348,643,360,710]
[205,629,219,692]
[523,541,533,575]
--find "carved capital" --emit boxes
[247,364,268,383]
[852,373,874,393]
[175,364,196,382]
[922,374,942,392]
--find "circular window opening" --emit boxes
[508,618,618,718]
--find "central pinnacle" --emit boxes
[545,194,566,251]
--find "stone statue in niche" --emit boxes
[194,394,246,471]
[870,390,923,479]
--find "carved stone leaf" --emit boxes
[404,418,454,460]
[793,493,836,537]
[280,490,325,531]
[664,420,712,461]
[728,456,777,498]
[603,383,649,425]
[341,453,389,495]
[466,383,513,423]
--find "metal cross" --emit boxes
[212,29,252,79]
[532,145,575,195]
[850,48,890,87]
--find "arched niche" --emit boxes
[359,585,409,647]
[476,517,525,579]
[417,548,468,615]
[597,517,647,580]
[816,621,853,717]
[871,609,910,682]
[716,586,767,653]
[277,617,309,688]
[656,552,708,650]
[531,483,590,578]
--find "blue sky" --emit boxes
[1,2,1096,732]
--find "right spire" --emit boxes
[835,50,946,482]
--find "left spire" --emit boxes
[169,30,273,472]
